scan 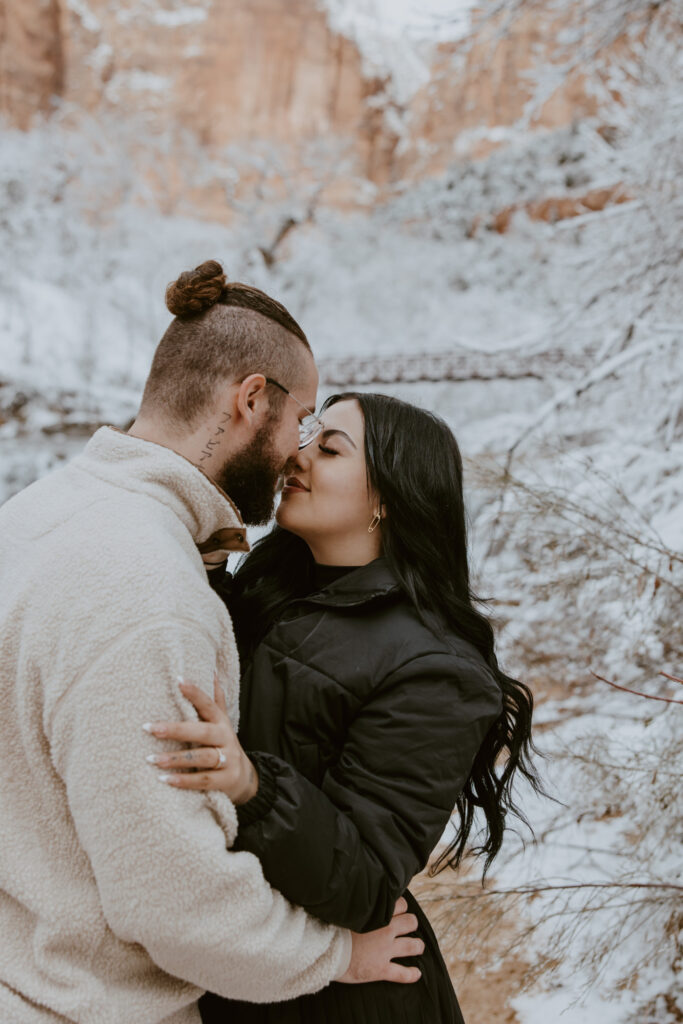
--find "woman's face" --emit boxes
[275,399,381,565]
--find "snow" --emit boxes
[67,0,101,33]
[493,693,683,1020]
[653,504,683,551]
[512,989,638,1024]
[86,42,114,73]
[321,0,476,42]
[319,0,478,104]
[1,2,681,1020]
[106,69,172,95]
[152,7,208,27]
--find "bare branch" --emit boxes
[589,670,683,705]
[421,881,683,901]
[659,671,683,686]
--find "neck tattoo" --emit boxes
[199,412,232,462]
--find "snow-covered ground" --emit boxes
[1,5,681,1020]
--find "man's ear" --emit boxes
[235,374,269,426]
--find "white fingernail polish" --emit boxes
[145,754,159,764]
[142,723,154,733]
[176,675,185,683]
[158,774,173,783]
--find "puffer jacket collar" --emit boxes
[303,557,400,609]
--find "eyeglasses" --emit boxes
[265,377,324,449]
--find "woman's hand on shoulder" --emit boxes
[143,674,258,805]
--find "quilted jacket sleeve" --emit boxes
[234,652,502,933]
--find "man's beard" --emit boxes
[214,422,284,526]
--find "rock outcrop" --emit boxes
[0,0,64,128]
[400,3,604,176]
[474,182,635,236]
[0,0,660,196]
[2,0,397,182]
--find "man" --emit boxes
[0,261,422,1022]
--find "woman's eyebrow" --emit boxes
[320,428,357,449]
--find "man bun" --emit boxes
[165,259,226,317]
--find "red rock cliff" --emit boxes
[0,0,660,191]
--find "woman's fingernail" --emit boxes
[176,675,185,683]
[142,723,166,736]
[158,774,175,784]
[145,754,163,764]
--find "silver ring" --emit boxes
[214,749,226,770]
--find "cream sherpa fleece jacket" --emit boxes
[0,427,351,1024]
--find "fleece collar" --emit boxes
[76,427,250,554]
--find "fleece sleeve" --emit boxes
[234,653,503,933]
[48,619,351,1003]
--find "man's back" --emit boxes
[0,428,350,1023]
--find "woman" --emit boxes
[147,392,539,1022]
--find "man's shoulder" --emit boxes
[31,501,229,688]
[0,456,226,627]
[0,457,173,547]
[67,488,187,549]
[14,485,209,623]
[54,500,204,597]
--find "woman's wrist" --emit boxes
[234,752,279,829]
[234,754,259,805]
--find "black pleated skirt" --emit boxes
[199,890,464,1024]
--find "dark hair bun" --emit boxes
[165,259,226,317]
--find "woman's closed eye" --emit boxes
[318,444,340,456]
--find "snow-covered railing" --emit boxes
[318,346,588,386]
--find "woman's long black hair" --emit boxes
[230,392,542,876]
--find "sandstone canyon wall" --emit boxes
[1,0,397,184]
[0,0,64,127]
[0,0,658,196]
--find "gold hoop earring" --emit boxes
[368,513,381,533]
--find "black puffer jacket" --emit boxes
[216,557,502,934]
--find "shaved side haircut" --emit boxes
[139,260,312,429]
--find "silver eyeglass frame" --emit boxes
[265,377,324,449]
